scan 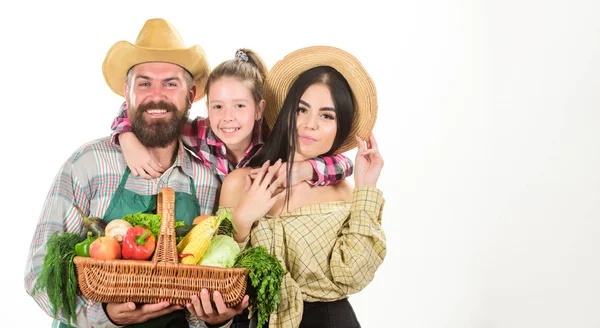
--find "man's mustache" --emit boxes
[137,101,178,112]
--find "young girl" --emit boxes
[111,49,353,188]
[218,46,386,328]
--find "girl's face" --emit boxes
[208,77,264,150]
[294,83,338,160]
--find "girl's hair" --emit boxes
[249,66,355,208]
[204,48,268,105]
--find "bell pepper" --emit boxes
[75,231,98,257]
[122,226,156,260]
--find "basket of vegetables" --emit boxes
[72,187,249,307]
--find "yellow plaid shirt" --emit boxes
[220,186,386,328]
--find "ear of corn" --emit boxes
[177,216,218,264]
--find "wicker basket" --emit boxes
[73,187,248,307]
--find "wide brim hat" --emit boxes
[264,46,377,154]
[102,18,210,102]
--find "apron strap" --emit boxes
[188,174,197,200]
[103,167,132,221]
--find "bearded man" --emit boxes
[25,18,247,328]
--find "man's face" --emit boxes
[124,62,195,148]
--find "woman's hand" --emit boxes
[119,132,164,179]
[354,134,384,188]
[233,160,285,241]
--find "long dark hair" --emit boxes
[249,66,354,208]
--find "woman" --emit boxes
[219,46,386,328]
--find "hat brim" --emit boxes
[264,46,377,154]
[102,41,210,102]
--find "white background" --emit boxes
[1,0,600,327]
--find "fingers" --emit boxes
[369,134,379,149]
[187,294,204,317]
[147,160,164,174]
[199,289,214,316]
[212,290,228,314]
[355,135,366,153]
[137,169,153,180]
[111,302,137,314]
[143,304,183,320]
[142,164,162,178]
[244,175,252,192]
[139,301,171,314]
[261,159,282,191]
[251,160,271,189]
[237,295,250,313]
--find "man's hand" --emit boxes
[186,289,250,326]
[105,301,183,325]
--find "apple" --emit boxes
[90,236,122,260]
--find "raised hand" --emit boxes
[354,134,384,188]
[233,160,285,235]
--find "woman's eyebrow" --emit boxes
[299,99,335,111]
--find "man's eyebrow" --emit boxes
[299,99,335,111]
[134,76,182,82]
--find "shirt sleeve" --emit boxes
[110,102,132,146]
[329,186,386,294]
[180,118,229,182]
[24,155,122,328]
[306,153,354,186]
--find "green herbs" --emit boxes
[35,232,82,327]
[121,212,185,238]
[234,246,285,328]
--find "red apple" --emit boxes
[90,236,122,260]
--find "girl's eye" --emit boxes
[235,104,246,109]
[296,107,308,114]
[322,113,335,120]
[212,105,222,109]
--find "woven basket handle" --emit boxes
[152,188,178,265]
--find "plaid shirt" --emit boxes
[219,187,386,328]
[111,102,353,184]
[24,137,225,328]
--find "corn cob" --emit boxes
[177,215,218,264]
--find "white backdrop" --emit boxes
[2,0,600,327]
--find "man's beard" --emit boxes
[129,100,189,148]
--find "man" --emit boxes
[24,18,246,328]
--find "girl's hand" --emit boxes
[119,132,164,179]
[233,160,285,233]
[354,134,384,188]
[249,160,313,189]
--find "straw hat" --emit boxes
[264,46,377,154]
[102,18,210,102]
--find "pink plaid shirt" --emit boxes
[111,102,352,185]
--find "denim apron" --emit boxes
[56,167,201,328]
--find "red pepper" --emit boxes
[122,226,156,260]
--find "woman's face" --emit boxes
[294,83,338,160]
[207,77,264,150]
